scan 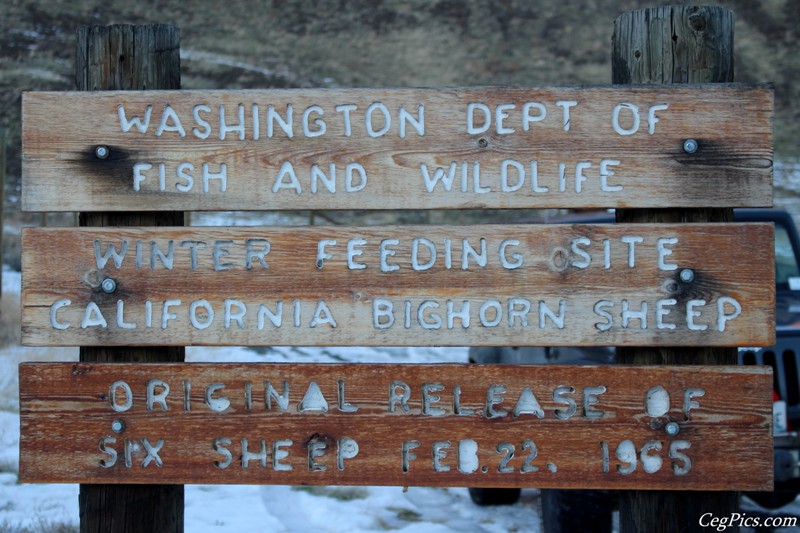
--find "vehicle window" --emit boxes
[775,223,800,288]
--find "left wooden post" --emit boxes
[75,24,185,533]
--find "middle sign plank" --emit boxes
[22,223,774,347]
[21,85,773,212]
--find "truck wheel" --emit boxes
[540,489,613,533]
[746,491,798,509]
[468,488,521,506]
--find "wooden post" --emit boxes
[613,6,739,532]
[75,24,184,533]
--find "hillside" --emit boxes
[1,0,797,207]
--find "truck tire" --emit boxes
[540,489,613,533]
[746,491,798,509]
[467,488,521,506]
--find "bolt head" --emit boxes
[665,421,680,436]
[680,269,695,283]
[95,145,110,159]
[111,419,125,433]
[682,139,698,154]
[101,278,117,293]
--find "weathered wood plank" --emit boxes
[18,363,773,490]
[21,223,775,347]
[21,85,773,212]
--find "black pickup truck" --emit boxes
[468,208,800,531]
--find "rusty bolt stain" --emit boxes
[71,364,91,376]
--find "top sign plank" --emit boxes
[22,84,773,212]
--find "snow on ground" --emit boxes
[0,271,543,532]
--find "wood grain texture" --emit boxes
[21,85,773,212]
[18,363,773,490]
[21,223,774,347]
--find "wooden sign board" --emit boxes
[21,223,775,347]
[21,85,773,212]
[18,363,772,490]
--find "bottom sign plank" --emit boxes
[19,363,772,490]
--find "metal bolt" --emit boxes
[95,145,110,159]
[101,278,117,293]
[665,421,680,436]
[682,138,698,154]
[680,268,695,283]
[111,419,125,433]
[478,138,489,148]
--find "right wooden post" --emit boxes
[613,6,739,532]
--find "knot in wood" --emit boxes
[689,13,707,32]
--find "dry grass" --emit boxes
[0,519,78,533]
[0,288,21,349]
